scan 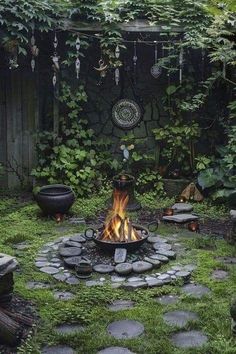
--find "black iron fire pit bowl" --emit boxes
[84,222,157,253]
[35,184,75,216]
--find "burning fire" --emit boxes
[101,189,141,242]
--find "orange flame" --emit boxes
[101,189,141,242]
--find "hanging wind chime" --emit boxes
[114,44,120,85]
[30,22,39,72]
[179,44,184,84]
[75,35,81,79]
[94,46,108,85]
[133,41,138,83]
[52,32,60,88]
[150,41,162,79]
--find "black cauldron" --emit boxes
[35,184,75,215]
[112,174,141,211]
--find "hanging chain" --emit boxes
[114,44,120,85]
[75,35,81,79]
[52,32,60,88]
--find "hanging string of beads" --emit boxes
[75,35,81,79]
[52,32,60,88]
[114,45,120,85]
[133,41,137,83]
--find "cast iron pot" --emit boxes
[35,184,75,215]
[112,174,141,211]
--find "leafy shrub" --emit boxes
[136,170,165,197]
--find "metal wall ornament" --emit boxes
[75,35,81,79]
[94,58,108,85]
[52,33,60,87]
[112,98,142,130]
[30,22,39,72]
[150,41,162,79]
[114,45,120,85]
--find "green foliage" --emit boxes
[136,170,165,197]
[195,155,212,172]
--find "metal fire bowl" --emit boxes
[84,223,149,253]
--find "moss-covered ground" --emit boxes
[0,195,235,354]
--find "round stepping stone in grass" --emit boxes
[97,347,136,354]
[65,276,80,285]
[93,264,114,274]
[107,300,134,312]
[175,271,191,282]
[182,283,211,298]
[53,273,68,282]
[42,345,75,354]
[40,266,59,275]
[149,254,169,264]
[59,247,82,257]
[212,269,229,280]
[115,263,133,275]
[55,323,85,335]
[171,330,208,348]
[163,310,198,328]
[107,320,144,339]
[69,234,86,243]
[132,261,153,273]
[155,294,179,305]
[26,281,51,290]
[53,291,75,301]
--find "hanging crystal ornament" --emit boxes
[115,45,120,59]
[179,45,184,84]
[150,41,162,78]
[51,32,60,87]
[114,45,120,85]
[133,41,137,83]
[30,22,39,72]
[75,35,81,79]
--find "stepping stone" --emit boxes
[132,261,153,273]
[175,271,191,282]
[59,247,82,257]
[107,300,135,312]
[63,256,82,267]
[66,276,80,285]
[149,254,169,264]
[163,214,198,223]
[55,323,85,335]
[97,347,136,354]
[86,280,104,287]
[114,248,127,264]
[107,320,144,339]
[182,283,211,298]
[93,264,114,274]
[153,243,172,251]
[35,261,50,268]
[53,291,75,300]
[40,266,59,275]
[122,281,147,290]
[216,256,236,265]
[158,274,171,281]
[26,281,51,290]
[64,241,82,248]
[127,276,143,282]
[163,310,198,328]
[147,236,168,243]
[155,294,179,305]
[115,263,133,275]
[111,275,126,283]
[53,273,68,282]
[182,264,197,272]
[212,269,229,280]
[144,257,161,268]
[171,330,208,348]
[147,279,164,287]
[69,234,86,243]
[42,345,75,354]
[156,250,176,260]
[171,203,193,213]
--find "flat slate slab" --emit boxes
[182,283,211,298]
[163,310,198,328]
[147,236,168,243]
[68,234,86,243]
[59,247,82,257]
[55,323,85,335]
[172,203,193,213]
[40,266,59,275]
[171,330,208,348]
[149,254,169,263]
[115,263,133,275]
[114,248,127,264]
[162,214,198,223]
[156,250,176,260]
[153,243,172,251]
[107,300,135,312]
[42,345,75,354]
[107,320,144,339]
[97,347,136,354]
[132,261,153,273]
[155,294,179,305]
[93,264,115,273]
[122,281,148,290]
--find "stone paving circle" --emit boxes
[107,300,135,312]
[171,330,208,348]
[41,345,76,354]
[155,294,180,305]
[182,283,211,298]
[97,347,136,354]
[55,323,85,335]
[107,320,144,339]
[212,269,229,280]
[163,310,199,328]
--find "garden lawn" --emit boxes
[0,195,235,354]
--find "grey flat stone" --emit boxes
[63,256,82,267]
[66,276,80,285]
[59,247,82,257]
[35,261,50,268]
[85,280,104,287]
[111,275,126,283]
[55,323,85,335]
[158,274,171,281]
[114,248,127,264]
[107,320,144,339]
[64,241,82,248]
[53,273,68,282]
[176,271,191,281]
[167,270,176,275]
[163,214,198,223]
[163,310,198,328]
[122,281,147,290]
[182,283,211,298]
[97,347,136,354]
[216,256,236,265]
[68,234,86,243]
[212,269,229,280]
[171,330,208,348]
[147,236,168,243]
[26,281,51,290]
[155,295,179,305]
[132,261,153,273]
[40,266,59,275]
[149,254,169,263]
[35,257,48,262]
[147,279,164,287]
[115,263,133,275]
[230,210,236,219]
[53,291,75,300]
[107,300,135,312]
[182,264,197,272]
[156,250,176,260]
[153,243,172,251]
[127,276,143,282]
[144,257,161,268]
[172,203,193,213]
[93,264,114,274]
[51,257,61,263]
[42,345,75,354]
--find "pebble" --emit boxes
[35,261,50,268]
[111,275,126,283]
[97,347,136,354]
[85,280,104,287]
[69,234,86,243]
[163,310,198,328]
[53,273,68,282]
[147,279,163,287]
[171,203,193,213]
[182,283,211,298]
[162,214,198,223]
[107,300,134,312]
[147,236,168,243]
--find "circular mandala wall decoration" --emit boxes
[112,99,142,129]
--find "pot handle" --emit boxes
[147,221,159,233]
[84,228,96,240]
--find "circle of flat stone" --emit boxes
[212,269,229,280]
[171,330,208,348]
[155,294,180,305]
[40,266,59,275]
[41,345,75,354]
[63,256,82,267]
[115,263,133,275]
[149,254,169,263]
[69,234,86,243]
[53,291,75,301]
[147,236,168,243]
[66,276,80,285]
[97,347,136,354]
[54,323,85,335]
[163,310,198,328]
[93,264,115,274]
[132,261,153,273]
[107,300,135,312]
[107,320,144,339]
[153,243,172,251]
[63,240,82,248]
[182,284,211,298]
[59,247,82,257]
